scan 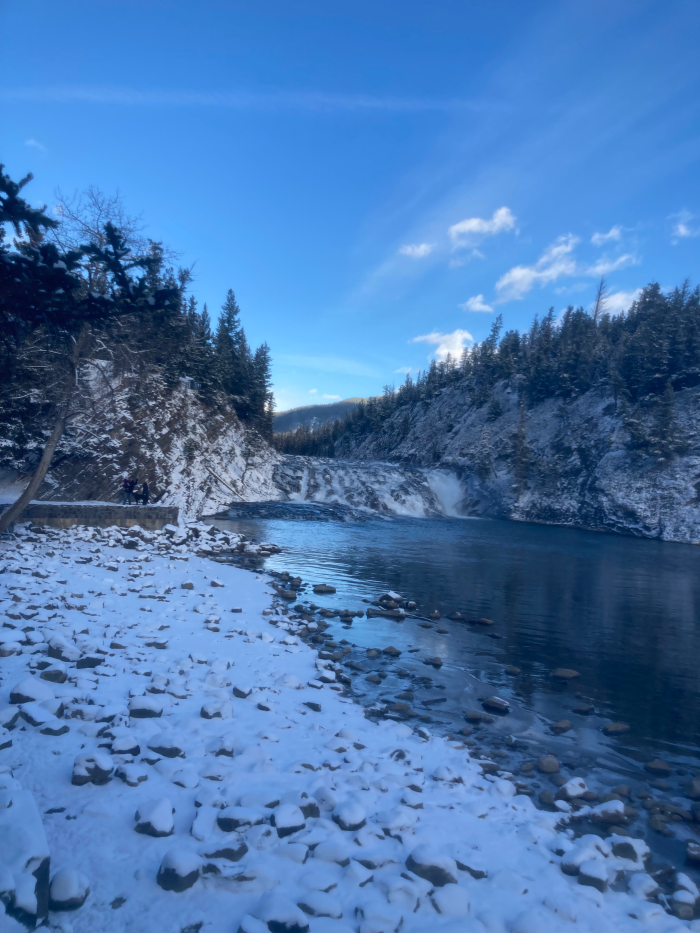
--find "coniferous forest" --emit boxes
[274,282,700,460]
[0,167,273,527]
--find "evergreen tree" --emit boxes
[510,402,531,497]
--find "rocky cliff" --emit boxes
[333,382,700,543]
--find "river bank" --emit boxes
[0,521,697,932]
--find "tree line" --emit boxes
[274,279,700,460]
[0,167,273,531]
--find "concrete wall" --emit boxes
[12,503,179,531]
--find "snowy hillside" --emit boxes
[1,371,281,521]
[332,383,700,544]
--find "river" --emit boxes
[213,507,700,864]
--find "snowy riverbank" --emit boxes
[0,523,697,933]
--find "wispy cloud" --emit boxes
[591,224,622,246]
[669,210,700,242]
[585,253,638,276]
[308,388,318,394]
[3,85,481,115]
[395,366,420,375]
[604,288,642,314]
[322,393,341,400]
[448,207,516,250]
[24,138,45,151]
[277,354,380,378]
[460,294,493,313]
[411,328,473,361]
[495,234,579,302]
[398,242,435,258]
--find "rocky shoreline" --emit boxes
[1,522,699,932]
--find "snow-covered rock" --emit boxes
[49,869,90,911]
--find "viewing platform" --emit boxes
[1,501,179,531]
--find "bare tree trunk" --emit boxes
[0,325,90,534]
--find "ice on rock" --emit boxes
[255,892,311,933]
[405,844,458,887]
[156,847,201,892]
[332,802,366,832]
[49,869,90,911]
[134,798,175,837]
[274,804,307,838]
[9,677,55,705]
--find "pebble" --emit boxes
[551,668,580,680]
[602,722,631,735]
[537,755,560,774]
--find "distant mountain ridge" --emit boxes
[273,398,363,433]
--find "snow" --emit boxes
[0,522,693,932]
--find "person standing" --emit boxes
[141,480,149,506]
[126,476,136,504]
[121,475,132,505]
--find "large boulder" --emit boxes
[0,785,50,926]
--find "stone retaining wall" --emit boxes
[8,503,179,531]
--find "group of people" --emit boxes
[121,475,150,506]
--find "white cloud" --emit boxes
[448,207,516,249]
[495,234,579,302]
[603,288,642,314]
[398,243,435,258]
[394,366,420,375]
[24,138,45,151]
[322,394,341,400]
[411,328,473,361]
[585,253,638,276]
[308,388,318,394]
[460,294,493,313]
[670,210,700,241]
[591,225,622,246]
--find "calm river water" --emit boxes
[215,508,700,832]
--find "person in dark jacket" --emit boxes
[121,475,132,505]
[141,481,149,506]
[127,477,136,504]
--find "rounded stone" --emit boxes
[536,755,560,774]
[551,668,580,680]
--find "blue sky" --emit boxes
[2,0,699,411]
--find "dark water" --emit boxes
[215,510,700,779]
[211,508,700,868]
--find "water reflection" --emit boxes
[216,511,700,761]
